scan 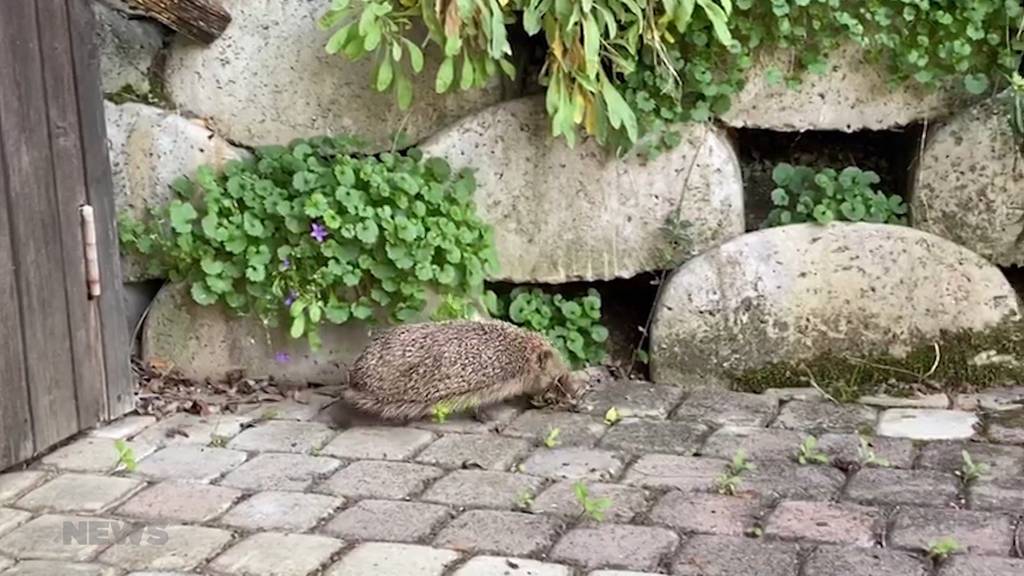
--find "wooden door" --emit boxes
[0,0,132,469]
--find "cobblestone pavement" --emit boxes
[1,378,1023,575]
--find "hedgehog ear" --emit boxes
[536,348,555,369]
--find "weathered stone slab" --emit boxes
[209,532,343,576]
[220,491,342,532]
[433,510,561,556]
[325,543,459,576]
[532,481,648,523]
[134,445,247,482]
[0,509,31,539]
[227,420,337,454]
[0,514,113,561]
[549,524,678,572]
[99,524,233,572]
[453,557,570,576]
[817,433,916,469]
[116,481,241,523]
[421,96,744,282]
[420,470,543,510]
[578,379,686,420]
[323,427,435,461]
[971,477,1024,513]
[142,283,374,386]
[771,400,877,434]
[764,501,880,547]
[890,507,1014,556]
[621,454,725,492]
[40,437,154,473]
[93,1,165,96]
[802,546,928,576]
[938,556,1024,576]
[219,452,341,492]
[322,500,452,543]
[599,419,706,455]
[0,472,46,505]
[672,536,799,576]
[415,434,532,471]
[700,426,804,462]
[987,409,1024,444]
[917,441,1024,480]
[520,448,623,481]
[911,92,1024,266]
[877,409,979,441]
[502,411,608,447]
[742,461,845,501]
[89,415,157,440]
[721,41,970,132]
[164,0,505,151]
[0,561,119,576]
[845,468,959,508]
[649,492,761,536]
[318,461,443,500]
[671,389,778,427]
[650,223,1020,383]
[16,474,143,514]
[133,412,252,448]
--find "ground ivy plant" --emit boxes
[485,286,608,369]
[762,163,908,228]
[118,135,498,349]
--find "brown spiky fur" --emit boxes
[343,319,579,421]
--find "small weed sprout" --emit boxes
[716,450,755,496]
[543,428,562,448]
[956,450,989,485]
[258,408,280,421]
[927,536,961,561]
[796,436,829,465]
[603,407,621,426]
[857,435,890,468]
[431,401,454,424]
[573,481,612,522]
[209,434,229,448]
[517,489,535,509]
[114,440,137,472]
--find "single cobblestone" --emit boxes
[135,445,248,482]
[986,410,1024,444]
[599,419,707,455]
[115,481,241,523]
[420,470,544,509]
[532,481,649,523]
[622,454,725,491]
[0,561,119,575]
[918,441,1024,480]
[772,400,877,433]
[671,389,778,427]
[0,514,112,561]
[649,492,762,536]
[133,413,252,447]
[209,532,344,576]
[15,473,143,513]
[89,415,157,439]
[550,524,678,571]
[938,556,1024,576]
[326,542,460,576]
[578,380,686,419]
[434,509,561,556]
[0,472,46,505]
[503,411,608,447]
[244,395,335,421]
[672,535,800,576]
[877,409,979,441]
[219,452,341,492]
[318,461,443,499]
[227,420,337,454]
[219,491,343,532]
[39,437,154,473]
[890,507,1014,556]
[743,461,846,500]
[764,501,881,546]
[323,426,435,460]
[520,447,623,481]
[415,434,533,471]
[971,477,1024,512]
[845,468,959,508]
[817,433,916,468]
[0,509,31,539]
[700,427,804,461]
[99,524,233,571]
[802,546,928,576]
[322,499,452,542]
[452,556,571,576]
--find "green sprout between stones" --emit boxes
[927,536,961,561]
[603,407,622,426]
[857,435,889,468]
[796,435,829,466]
[573,480,612,522]
[956,450,989,486]
[543,427,562,449]
[114,440,137,472]
[716,449,755,496]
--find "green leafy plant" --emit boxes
[762,164,908,228]
[573,480,613,522]
[603,406,621,426]
[431,400,456,423]
[927,536,961,561]
[715,449,755,495]
[956,450,989,485]
[487,287,608,369]
[517,488,536,509]
[543,427,562,448]
[209,435,230,448]
[119,136,498,350]
[857,435,889,468]
[114,440,137,472]
[795,435,829,465]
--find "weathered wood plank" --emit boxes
[124,0,231,43]
[0,0,81,447]
[38,0,108,429]
[0,110,35,470]
[68,0,134,417]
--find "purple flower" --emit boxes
[310,222,328,243]
[280,257,291,270]
[275,352,290,363]
[283,291,297,307]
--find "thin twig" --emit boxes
[922,342,941,379]
[800,363,839,405]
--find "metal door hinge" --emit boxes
[80,204,101,299]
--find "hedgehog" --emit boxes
[341,319,583,422]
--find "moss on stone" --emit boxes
[731,319,1024,402]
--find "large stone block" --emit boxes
[721,42,971,132]
[106,102,245,281]
[650,223,1020,384]
[911,93,1024,266]
[163,0,508,151]
[420,96,744,282]
[93,1,165,96]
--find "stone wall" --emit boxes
[96,1,1022,386]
